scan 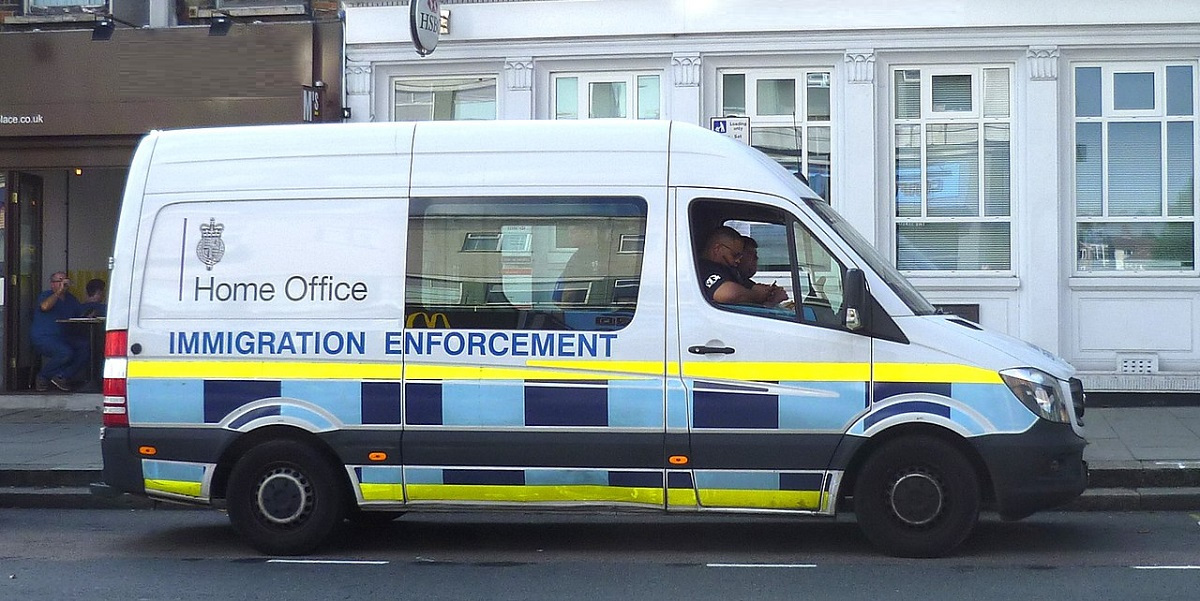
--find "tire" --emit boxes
[852,435,980,558]
[226,439,347,556]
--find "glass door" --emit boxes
[5,171,43,390]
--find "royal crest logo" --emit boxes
[196,218,226,271]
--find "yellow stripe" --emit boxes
[144,478,202,497]
[667,487,699,507]
[683,361,870,382]
[129,360,401,380]
[683,361,1000,384]
[874,362,1002,384]
[359,483,404,502]
[404,365,623,381]
[698,489,822,510]
[524,360,664,377]
[127,359,998,385]
[406,484,665,505]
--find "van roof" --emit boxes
[139,120,817,199]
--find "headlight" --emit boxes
[1000,367,1072,423]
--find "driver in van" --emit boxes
[698,226,788,306]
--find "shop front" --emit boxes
[0,20,342,390]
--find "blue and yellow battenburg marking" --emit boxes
[351,466,830,511]
[126,357,1021,513]
[142,458,210,499]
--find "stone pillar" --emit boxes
[669,53,701,124]
[839,49,877,242]
[503,58,534,120]
[345,60,374,122]
[1019,46,1063,353]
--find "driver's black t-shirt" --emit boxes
[698,258,741,302]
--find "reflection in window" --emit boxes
[407,197,648,331]
[393,77,496,121]
[1075,63,1197,272]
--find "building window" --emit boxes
[407,196,648,331]
[618,234,645,254]
[892,66,1012,272]
[1074,63,1197,272]
[392,77,496,121]
[553,73,661,120]
[718,70,832,200]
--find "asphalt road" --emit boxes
[1,509,1199,600]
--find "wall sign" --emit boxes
[410,0,441,56]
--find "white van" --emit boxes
[97,120,1086,558]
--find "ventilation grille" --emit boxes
[1118,354,1159,374]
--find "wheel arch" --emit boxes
[210,425,352,503]
[837,423,995,507]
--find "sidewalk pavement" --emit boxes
[1,393,1200,510]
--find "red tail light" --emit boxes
[102,330,129,428]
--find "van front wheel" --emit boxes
[227,439,346,556]
[852,436,980,558]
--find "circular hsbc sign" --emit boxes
[410,0,441,56]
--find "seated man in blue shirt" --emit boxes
[31,272,89,392]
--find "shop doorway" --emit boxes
[4,172,44,390]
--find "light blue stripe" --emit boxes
[127,378,205,424]
[607,379,662,428]
[667,380,689,429]
[360,466,403,484]
[694,470,779,491]
[404,467,443,485]
[525,469,609,486]
[278,404,336,430]
[778,381,866,431]
[951,383,1037,432]
[142,459,205,482]
[442,380,524,426]
[281,380,362,425]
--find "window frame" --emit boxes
[890,64,1015,274]
[551,72,663,121]
[1072,61,1200,275]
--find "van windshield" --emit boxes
[803,198,938,316]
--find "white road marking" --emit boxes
[1132,566,1200,570]
[707,563,817,568]
[267,559,389,565]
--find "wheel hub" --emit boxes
[256,467,311,525]
[888,471,944,526]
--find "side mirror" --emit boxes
[843,268,867,331]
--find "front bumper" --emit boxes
[974,419,1088,520]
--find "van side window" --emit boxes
[406,196,648,331]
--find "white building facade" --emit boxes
[343,0,1200,394]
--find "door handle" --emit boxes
[688,345,735,355]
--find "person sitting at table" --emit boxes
[80,278,107,317]
[31,271,89,392]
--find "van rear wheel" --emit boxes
[852,436,980,558]
[227,439,347,556]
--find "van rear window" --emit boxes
[406,196,648,331]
